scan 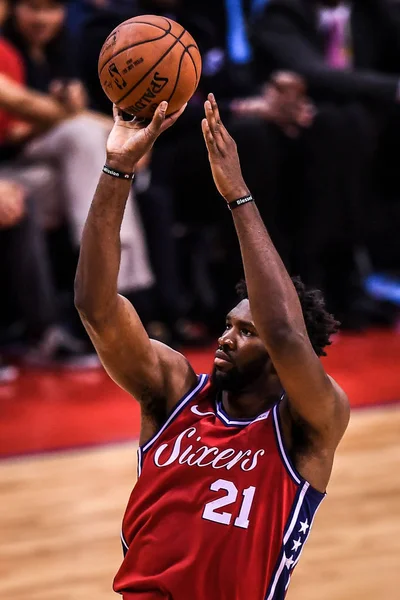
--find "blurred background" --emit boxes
[0,0,399,599]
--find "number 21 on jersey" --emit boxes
[202,478,256,529]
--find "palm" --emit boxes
[208,158,230,198]
[106,120,150,158]
[105,103,187,170]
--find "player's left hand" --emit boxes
[202,93,250,203]
[106,101,187,173]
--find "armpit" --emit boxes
[139,386,168,430]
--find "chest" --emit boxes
[141,401,291,492]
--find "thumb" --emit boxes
[49,79,64,99]
[146,101,168,139]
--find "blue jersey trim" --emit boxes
[265,483,325,599]
[140,374,209,454]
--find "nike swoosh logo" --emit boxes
[254,411,270,422]
[191,405,215,417]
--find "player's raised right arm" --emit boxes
[74,102,197,409]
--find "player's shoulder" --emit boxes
[149,338,200,409]
[150,339,197,383]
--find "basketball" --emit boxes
[98,15,202,120]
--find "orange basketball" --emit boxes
[98,15,202,119]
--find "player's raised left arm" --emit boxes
[202,93,350,447]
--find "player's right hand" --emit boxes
[106,101,187,173]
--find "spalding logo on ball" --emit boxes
[98,15,202,119]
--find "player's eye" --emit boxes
[225,323,231,331]
[241,328,253,337]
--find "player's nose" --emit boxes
[218,332,236,350]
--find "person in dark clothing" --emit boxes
[240,0,400,328]
[4,0,78,92]
[77,0,226,344]
[251,0,400,106]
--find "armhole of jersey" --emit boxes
[120,529,129,555]
[272,403,302,486]
[272,404,327,499]
[139,373,209,456]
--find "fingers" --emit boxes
[49,80,63,98]
[297,101,316,128]
[201,117,216,152]
[112,104,143,125]
[209,93,222,126]
[203,93,238,156]
[146,101,168,138]
[231,97,269,118]
[113,100,187,135]
[112,104,124,123]
[205,93,226,143]
[161,102,188,132]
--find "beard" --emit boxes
[211,355,269,393]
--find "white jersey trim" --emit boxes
[272,404,302,485]
[121,530,129,551]
[137,446,143,478]
[215,390,280,427]
[141,373,208,454]
[283,482,309,544]
[265,482,309,600]
[265,482,325,600]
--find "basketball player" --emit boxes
[75,88,350,599]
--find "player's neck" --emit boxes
[222,381,283,420]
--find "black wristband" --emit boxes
[103,164,135,180]
[228,195,254,211]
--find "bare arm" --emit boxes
[75,102,196,412]
[252,10,399,104]
[0,73,69,126]
[202,94,349,447]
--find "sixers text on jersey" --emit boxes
[114,375,325,600]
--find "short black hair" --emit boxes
[235,277,340,357]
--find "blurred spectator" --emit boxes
[251,0,400,105]
[0,180,23,381]
[2,0,153,289]
[0,0,156,370]
[0,176,103,371]
[78,0,212,345]
[241,0,400,328]
[78,0,140,115]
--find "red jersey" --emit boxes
[114,374,325,600]
[0,38,25,144]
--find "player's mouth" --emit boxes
[214,350,233,368]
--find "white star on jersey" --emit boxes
[291,537,302,552]
[299,519,309,534]
[286,555,295,570]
